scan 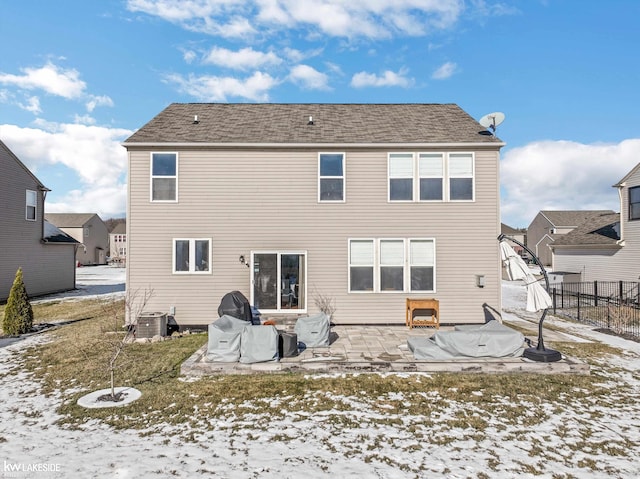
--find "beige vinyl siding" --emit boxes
[0,145,76,301]
[127,147,501,326]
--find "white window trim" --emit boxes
[348,238,436,293]
[150,152,179,203]
[418,152,445,202]
[387,152,475,203]
[25,189,37,221]
[172,238,212,275]
[379,238,406,293]
[318,152,346,203]
[388,153,415,203]
[250,250,308,314]
[447,152,475,202]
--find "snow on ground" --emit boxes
[1,274,639,478]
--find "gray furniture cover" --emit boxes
[239,325,279,363]
[206,315,248,362]
[408,321,525,360]
[294,313,330,348]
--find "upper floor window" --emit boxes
[630,186,640,220]
[173,238,211,274]
[151,153,178,202]
[318,153,345,202]
[388,152,474,202]
[25,190,37,221]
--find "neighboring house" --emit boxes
[108,222,127,265]
[45,213,109,265]
[123,103,505,327]
[527,210,614,267]
[551,163,640,282]
[0,139,79,301]
[500,223,526,256]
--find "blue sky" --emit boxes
[1,0,639,228]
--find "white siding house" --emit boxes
[123,103,504,328]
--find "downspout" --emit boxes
[617,183,625,246]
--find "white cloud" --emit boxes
[127,0,466,39]
[182,49,198,64]
[18,96,41,114]
[350,68,413,88]
[0,123,132,218]
[289,64,330,90]
[500,139,640,228]
[203,46,282,70]
[164,71,277,101]
[432,61,458,80]
[85,94,114,112]
[0,62,86,99]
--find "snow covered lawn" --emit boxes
[1,276,639,478]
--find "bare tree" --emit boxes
[312,286,336,319]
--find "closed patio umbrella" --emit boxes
[498,235,561,362]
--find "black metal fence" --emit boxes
[550,281,640,339]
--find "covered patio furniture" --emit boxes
[294,312,330,348]
[407,321,525,360]
[239,325,279,363]
[206,314,248,362]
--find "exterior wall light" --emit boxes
[476,275,485,288]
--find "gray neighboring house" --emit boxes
[123,103,505,327]
[551,163,640,282]
[527,210,615,267]
[0,139,79,302]
[45,213,109,265]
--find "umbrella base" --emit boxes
[524,347,562,362]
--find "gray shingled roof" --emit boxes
[43,220,80,244]
[552,212,621,246]
[45,213,98,228]
[124,103,503,145]
[541,210,615,228]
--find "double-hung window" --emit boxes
[388,153,414,201]
[25,190,37,221]
[173,238,211,274]
[448,153,474,201]
[419,153,444,201]
[151,153,178,202]
[630,186,640,221]
[348,238,435,293]
[318,153,345,202]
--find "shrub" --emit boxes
[3,268,33,335]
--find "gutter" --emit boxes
[122,141,506,149]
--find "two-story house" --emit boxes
[0,139,78,301]
[45,213,110,265]
[551,163,640,282]
[108,221,127,265]
[123,103,504,327]
[527,210,614,267]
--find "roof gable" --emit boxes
[0,139,49,191]
[124,103,504,146]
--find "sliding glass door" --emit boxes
[251,251,306,313]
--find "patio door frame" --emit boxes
[250,250,307,314]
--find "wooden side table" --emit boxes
[406,298,440,329]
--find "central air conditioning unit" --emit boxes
[136,312,167,339]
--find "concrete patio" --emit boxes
[180,316,590,376]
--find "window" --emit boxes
[319,153,345,202]
[25,190,36,221]
[151,153,178,202]
[388,152,474,202]
[419,153,444,201]
[630,186,640,220]
[448,153,474,201]
[388,153,414,201]
[409,239,435,291]
[380,240,404,291]
[349,240,374,291]
[348,238,436,293]
[173,238,211,274]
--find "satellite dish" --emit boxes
[479,112,505,135]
